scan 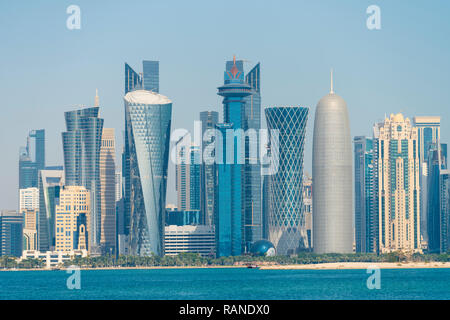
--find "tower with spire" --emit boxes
[312,70,353,253]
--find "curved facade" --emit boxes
[124,90,172,256]
[265,106,309,255]
[312,85,353,253]
[62,107,104,253]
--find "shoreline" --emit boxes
[2,262,450,271]
[259,262,450,270]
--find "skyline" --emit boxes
[2,1,450,209]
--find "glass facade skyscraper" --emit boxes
[62,106,104,254]
[243,63,262,248]
[200,111,218,226]
[125,60,159,94]
[123,60,160,241]
[19,129,45,189]
[37,169,64,251]
[216,57,253,256]
[124,90,172,256]
[0,210,23,257]
[354,136,379,253]
[426,143,447,253]
[265,106,309,255]
[413,116,441,243]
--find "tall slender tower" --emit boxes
[374,114,421,253]
[216,56,252,256]
[265,106,309,255]
[100,128,116,254]
[312,71,353,253]
[124,89,172,256]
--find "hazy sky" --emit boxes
[1,0,450,209]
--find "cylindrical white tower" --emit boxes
[312,72,353,253]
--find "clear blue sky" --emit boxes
[1,0,449,209]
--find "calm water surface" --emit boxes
[0,268,449,300]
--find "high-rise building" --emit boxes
[438,170,450,253]
[374,113,421,253]
[18,129,45,189]
[38,169,64,251]
[303,173,313,250]
[243,63,262,249]
[125,60,159,94]
[354,136,379,253]
[62,105,104,254]
[215,56,253,256]
[0,210,23,257]
[122,60,160,249]
[19,187,39,213]
[124,90,172,256]
[426,143,447,253]
[265,106,309,255]
[413,116,441,242]
[175,134,201,211]
[99,128,116,254]
[200,111,218,226]
[115,171,122,202]
[55,186,90,253]
[312,71,353,253]
[23,208,38,251]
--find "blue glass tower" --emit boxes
[216,56,252,256]
[19,129,45,189]
[200,111,219,226]
[427,143,447,253]
[354,136,379,253]
[62,107,104,253]
[124,90,172,256]
[243,63,262,248]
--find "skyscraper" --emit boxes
[62,106,104,254]
[215,56,253,256]
[38,169,64,251]
[354,136,379,253]
[100,128,116,254]
[125,60,159,94]
[374,113,421,253]
[115,171,122,202]
[19,187,39,213]
[438,170,450,253]
[312,71,353,253]
[0,210,23,257]
[19,129,45,189]
[243,63,262,248]
[265,106,309,255]
[124,90,172,256]
[55,186,90,253]
[200,111,218,226]
[426,143,447,253]
[303,173,313,250]
[413,116,441,243]
[123,60,160,244]
[175,135,201,211]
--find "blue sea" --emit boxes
[0,268,449,300]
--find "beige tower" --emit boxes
[100,128,116,254]
[55,186,90,253]
[375,113,421,253]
